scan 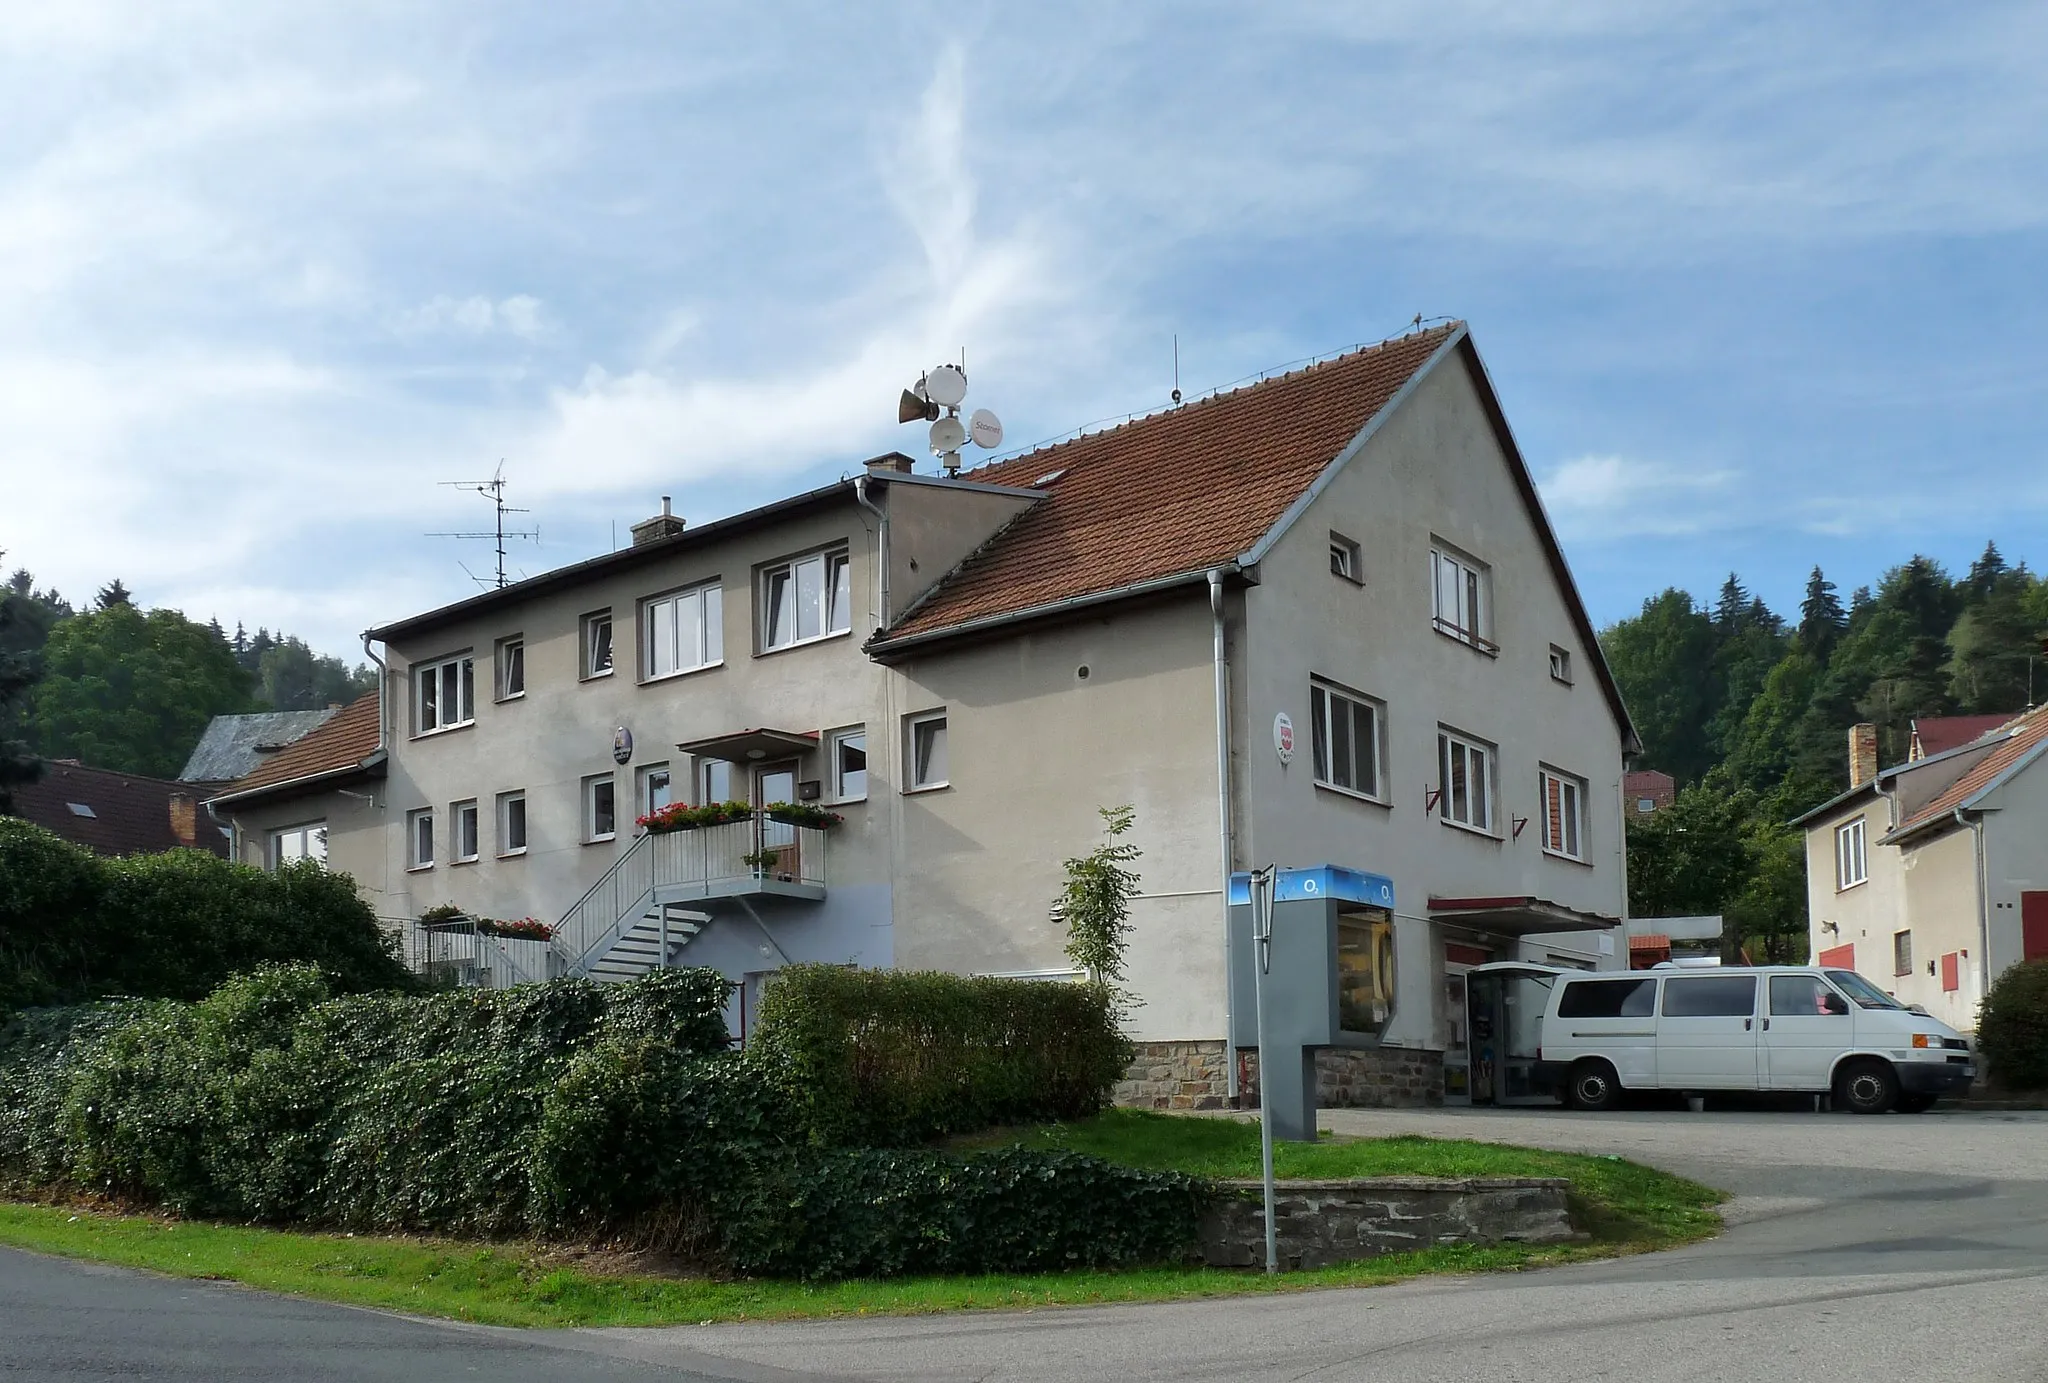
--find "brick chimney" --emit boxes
[629,496,688,547]
[168,791,197,847]
[1848,722,1879,788]
[865,451,917,475]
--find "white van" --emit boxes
[1531,965,1975,1114]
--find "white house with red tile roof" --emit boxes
[251,322,1640,1108]
[1796,707,2048,1035]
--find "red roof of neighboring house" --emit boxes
[884,326,1461,640]
[1909,714,2015,760]
[1892,707,2048,838]
[9,761,225,857]
[212,693,382,802]
[1623,770,1676,806]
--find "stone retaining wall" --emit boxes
[1115,1041,1445,1111]
[1198,1176,1575,1270]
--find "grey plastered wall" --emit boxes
[1980,749,2048,984]
[218,784,406,927]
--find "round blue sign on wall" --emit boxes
[612,726,633,764]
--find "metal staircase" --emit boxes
[586,903,711,982]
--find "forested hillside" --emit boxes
[1602,543,2048,958]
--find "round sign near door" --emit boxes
[1273,712,1295,764]
[612,726,633,765]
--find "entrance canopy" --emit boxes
[673,727,818,762]
[1427,895,1621,936]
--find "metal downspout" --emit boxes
[1956,806,1991,1016]
[1210,568,1238,1100]
[360,632,390,754]
[854,475,890,629]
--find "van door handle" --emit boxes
[1761,1018,1770,1030]
[1744,1018,1753,1031]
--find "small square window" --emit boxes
[829,727,868,801]
[497,791,527,855]
[496,637,525,700]
[1835,817,1868,890]
[583,773,617,842]
[1329,533,1362,584]
[451,799,479,863]
[414,653,476,734]
[760,547,852,651]
[269,822,327,871]
[407,808,435,869]
[1436,728,1496,834]
[1549,644,1572,684]
[1540,768,1586,861]
[1310,680,1384,800]
[638,762,674,816]
[1430,541,1495,653]
[697,757,735,804]
[906,711,948,792]
[582,611,614,679]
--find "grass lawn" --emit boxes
[0,1112,1721,1329]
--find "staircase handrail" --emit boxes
[552,830,657,976]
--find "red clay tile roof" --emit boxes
[1909,713,2014,760]
[10,762,225,857]
[1623,770,1676,805]
[1893,707,2048,838]
[213,692,382,802]
[882,325,1462,640]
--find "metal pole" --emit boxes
[1250,864,1279,1274]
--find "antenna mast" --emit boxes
[428,463,539,588]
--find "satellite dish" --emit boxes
[925,364,968,408]
[968,408,1004,449]
[898,388,939,424]
[928,415,967,455]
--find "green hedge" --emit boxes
[1979,960,2048,1090]
[0,818,412,1010]
[749,964,1132,1146]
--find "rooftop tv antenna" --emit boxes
[427,463,539,588]
[896,352,1004,475]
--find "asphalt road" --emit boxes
[7,1107,2047,1382]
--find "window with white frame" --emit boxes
[1310,681,1383,799]
[1436,729,1495,833]
[642,583,723,679]
[697,757,735,804]
[414,654,475,734]
[268,822,327,870]
[638,762,674,816]
[760,548,851,651]
[829,727,867,801]
[1430,542,1492,650]
[496,636,525,700]
[583,773,616,842]
[1540,768,1586,861]
[407,808,435,869]
[1329,532,1363,584]
[582,611,614,679]
[1549,644,1572,684]
[496,791,526,855]
[450,799,479,863]
[906,710,948,791]
[1835,816,1868,890]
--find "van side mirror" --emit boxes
[1821,992,1848,1016]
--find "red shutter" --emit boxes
[1940,952,1960,993]
[2024,892,2048,963]
[1819,943,1855,970]
[1445,944,1490,968]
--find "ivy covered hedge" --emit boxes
[0,818,412,1011]
[0,965,1199,1278]
[749,964,1132,1146]
[1979,960,2048,1090]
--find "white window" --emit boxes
[643,583,723,679]
[829,727,867,801]
[1310,681,1383,800]
[407,808,435,869]
[1430,542,1492,651]
[584,773,617,842]
[697,757,735,804]
[497,791,527,856]
[1836,817,1868,890]
[1541,768,1586,861]
[1549,644,1572,684]
[906,710,948,791]
[496,637,525,700]
[1329,532,1362,584]
[414,654,475,734]
[760,548,852,650]
[638,762,674,816]
[1636,797,1657,813]
[451,799,479,863]
[268,822,327,870]
[582,611,614,679]
[1437,729,1495,833]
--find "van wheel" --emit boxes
[1566,1060,1620,1112]
[1895,1093,1936,1114]
[1835,1060,1898,1115]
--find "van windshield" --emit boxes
[1825,970,1902,1010]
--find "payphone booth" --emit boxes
[1228,865,1397,1141]
[1463,962,1563,1106]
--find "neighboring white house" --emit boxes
[1796,708,2048,1034]
[214,322,1642,1106]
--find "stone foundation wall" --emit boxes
[1198,1176,1575,1270]
[1114,1041,1444,1111]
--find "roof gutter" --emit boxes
[361,631,390,759]
[868,566,1237,660]
[205,751,386,811]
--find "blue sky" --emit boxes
[5,3,2046,660]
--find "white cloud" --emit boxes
[395,293,547,339]
[1537,454,1742,540]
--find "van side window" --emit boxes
[1770,974,1842,1016]
[1556,978,1655,1019]
[1661,975,1757,1017]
